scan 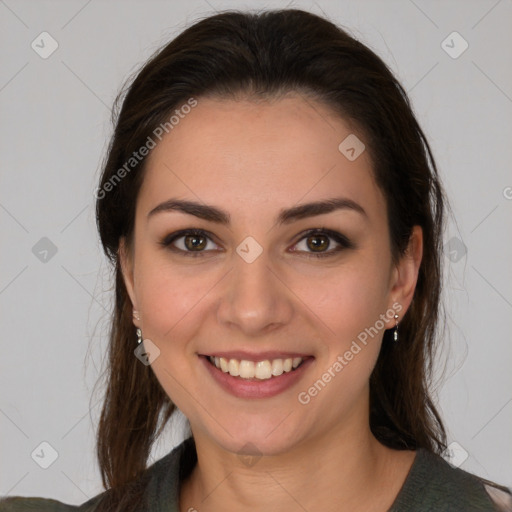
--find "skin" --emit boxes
[120,93,423,512]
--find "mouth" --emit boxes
[199,353,315,399]
[205,355,308,380]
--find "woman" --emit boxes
[1,8,510,512]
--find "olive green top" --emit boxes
[1,437,511,511]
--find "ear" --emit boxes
[387,225,423,324]
[119,237,139,325]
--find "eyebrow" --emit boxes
[147,197,367,225]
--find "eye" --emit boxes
[160,229,220,257]
[291,228,354,258]
[160,228,353,259]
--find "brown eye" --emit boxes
[160,228,353,259]
[184,233,207,251]
[306,234,330,252]
[291,229,354,258]
[160,229,220,257]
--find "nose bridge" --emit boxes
[217,243,293,335]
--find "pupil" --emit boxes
[186,235,206,250]
[309,235,328,252]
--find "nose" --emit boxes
[216,248,294,337]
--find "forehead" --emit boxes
[139,95,386,223]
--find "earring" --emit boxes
[136,328,143,345]
[393,314,399,342]
[133,310,140,321]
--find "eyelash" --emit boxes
[159,228,354,259]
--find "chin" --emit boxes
[200,416,309,458]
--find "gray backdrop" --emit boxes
[1,0,511,504]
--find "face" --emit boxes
[121,94,421,457]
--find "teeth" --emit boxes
[255,360,272,379]
[271,359,283,376]
[239,360,255,379]
[228,358,240,376]
[208,356,304,380]
[219,357,229,372]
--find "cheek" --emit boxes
[308,261,390,340]
[299,257,391,398]
[133,257,215,411]
[301,266,390,406]
[133,255,212,346]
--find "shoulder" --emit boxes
[391,448,512,512]
[0,438,195,512]
[0,492,107,512]
[0,496,96,511]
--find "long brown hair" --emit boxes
[93,8,447,510]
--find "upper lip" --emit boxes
[199,351,313,361]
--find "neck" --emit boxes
[179,422,416,512]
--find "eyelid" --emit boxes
[290,228,354,257]
[160,227,353,258]
[160,228,222,256]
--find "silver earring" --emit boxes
[393,314,399,342]
[136,328,143,345]
[133,310,140,321]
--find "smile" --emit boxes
[200,354,314,399]
[208,355,304,380]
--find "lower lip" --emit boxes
[200,355,314,399]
